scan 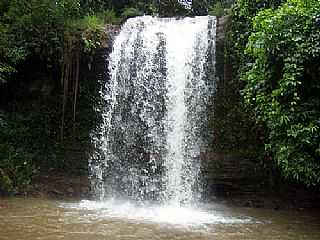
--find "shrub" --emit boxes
[243,0,320,185]
[0,144,37,195]
[121,7,144,20]
[209,2,225,16]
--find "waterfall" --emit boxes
[89,16,216,206]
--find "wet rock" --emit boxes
[51,189,64,196]
[67,187,74,194]
[102,25,120,49]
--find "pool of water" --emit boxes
[0,198,319,240]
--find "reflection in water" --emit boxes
[1,198,320,240]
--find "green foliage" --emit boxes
[0,168,14,194]
[0,20,27,83]
[0,145,37,195]
[80,15,105,52]
[0,0,80,81]
[0,113,38,195]
[0,0,125,86]
[231,0,284,68]
[0,63,16,83]
[97,9,120,24]
[121,7,144,20]
[209,2,225,16]
[240,0,320,185]
[208,0,235,16]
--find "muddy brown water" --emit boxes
[0,198,319,240]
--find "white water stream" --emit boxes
[88,16,222,225]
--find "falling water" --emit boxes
[89,16,216,206]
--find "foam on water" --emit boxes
[61,199,253,228]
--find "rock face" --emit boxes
[202,16,267,201]
[32,174,90,198]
